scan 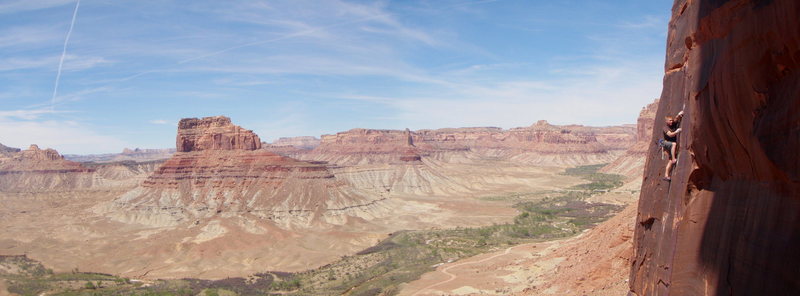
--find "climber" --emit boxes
[661,110,684,181]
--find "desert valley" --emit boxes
[1,0,798,295]
[0,100,656,294]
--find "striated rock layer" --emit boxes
[304,121,635,166]
[262,144,313,158]
[601,99,659,179]
[108,116,383,227]
[64,148,175,163]
[629,0,800,295]
[271,136,321,150]
[0,144,95,191]
[306,128,427,165]
[85,160,165,182]
[455,120,632,166]
[177,116,261,152]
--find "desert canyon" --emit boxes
[1,107,647,294]
[1,0,798,295]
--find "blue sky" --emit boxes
[0,0,672,154]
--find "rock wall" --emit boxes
[176,116,261,152]
[421,121,612,153]
[634,101,659,147]
[629,0,800,295]
[0,145,95,191]
[306,122,635,166]
[271,136,321,150]
[305,128,428,165]
[601,99,659,179]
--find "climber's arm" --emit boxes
[664,128,682,138]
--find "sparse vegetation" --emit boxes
[0,165,624,296]
[563,163,624,190]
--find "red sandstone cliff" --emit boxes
[305,122,635,166]
[0,144,95,191]
[305,128,426,165]
[109,116,381,226]
[630,0,800,295]
[601,99,659,179]
[176,116,261,152]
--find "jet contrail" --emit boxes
[51,0,81,112]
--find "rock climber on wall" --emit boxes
[660,110,684,181]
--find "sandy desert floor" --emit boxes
[0,162,587,280]
[399,190,637,296]
[0,279,8,296]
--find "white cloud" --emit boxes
[0,0,668,150]
[0,108,61,120]
[0,57,55,71]
[149,119,169,125]
[0,119,129,154]
[0,0,75,14]
[0,26,60,49]
[48,86,115,108]
[173,0,440,66]
[188,54,436,82]
[62,55,114,71]
[249,102,317,142]
[328,56,663,129]
[618,15,665,29]
[0,54,113,72]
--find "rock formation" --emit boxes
[398,129,423,162]
[271,136,321,150]
[305,128,431,165]
[304,122,635,167]
[451,120,624,156]
[109,116,382,226]
[0,144,95,191]
[0,143,20,156]
[629,0,800,295]
[85,160,165,182]
[262,136,320,158]
[261,143,312,158]
[601,99,659,179]
[64,148,175,163]
[591,125,638,151]
[176,116,261,152]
